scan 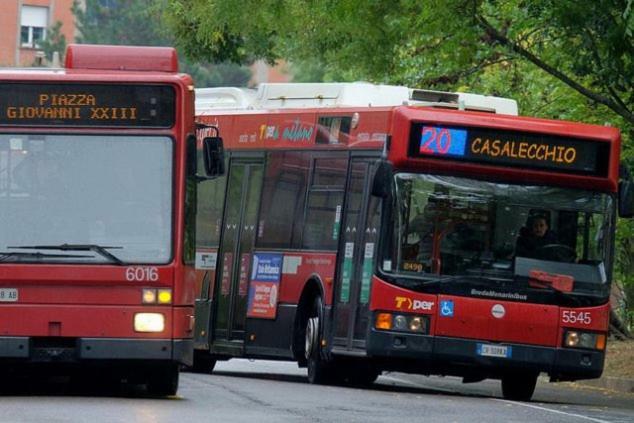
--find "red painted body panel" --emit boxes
[172,306,194,338]
[0,305,173,338]
[369,276,610,348]
[369,276,437,315]
[196,108,390,151]
[559,305,610,332]
[274,251,337,305]
[434,295,559,346]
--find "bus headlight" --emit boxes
[564,330,605,350]
[374,312,429,334]
[134,313,165,332]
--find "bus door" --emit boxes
[333,156,381,352]
[213,158,264,352]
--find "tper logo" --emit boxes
[395,296,434,311]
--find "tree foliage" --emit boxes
[167,0,633,124]
[38,21,67,63]
[72,0,251,87]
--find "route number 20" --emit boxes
[420,126,452,154]
[125,266,159,282]
[562,310,592,325]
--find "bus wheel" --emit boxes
[501,372,538,401]
[305,297,332,384]
[192,350,217,374]
[147,363,179,397]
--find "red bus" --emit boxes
[0,44,214,396]
[192,83,633,401]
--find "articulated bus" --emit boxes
[0,44,211,395]
[193,83,633,401]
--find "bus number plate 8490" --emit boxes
[0,288,18,302]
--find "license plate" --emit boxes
[0,288,18,302]
[476,343,511,358]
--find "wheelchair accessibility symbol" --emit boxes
[440,300,454,317]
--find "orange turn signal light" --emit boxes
[375,313,392,330]
[595,334,606,351]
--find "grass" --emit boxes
[604,339,634,379]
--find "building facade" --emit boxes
[0,0,81,66]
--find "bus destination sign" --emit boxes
[409,123,610,176]
[0,83,175,127]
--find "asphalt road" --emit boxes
[1,360,632,422]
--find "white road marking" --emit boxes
[491,399,614,423]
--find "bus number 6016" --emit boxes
[125,267,159,282]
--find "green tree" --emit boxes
[38,21,67,63]
[72,0,251,87]
[167,0,633,123]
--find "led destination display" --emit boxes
[0,83,175,127]
[409,123,610,176]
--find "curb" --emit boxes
[577,377,634,394]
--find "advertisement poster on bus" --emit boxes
[247,253,283,319]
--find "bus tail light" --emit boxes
[134,313,165,332]
[374,312,429,334]
[564,330,606,350]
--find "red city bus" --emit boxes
[192,83,633,401]
[0,44,212,396]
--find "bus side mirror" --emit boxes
[619,179,634,218]
[371,160,393,198]
[203,136,225,178]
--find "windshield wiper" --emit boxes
[0,251,94,263]
[8,244,125,265]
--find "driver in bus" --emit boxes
[515,215,558,259]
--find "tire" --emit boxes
[501,373,538,401]
[305,297,335,384]
[191,350,217,374]
[147,363,179,397]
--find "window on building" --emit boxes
[20,6,48,48]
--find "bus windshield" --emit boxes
[0,134,172,264]
[385,173,614,294]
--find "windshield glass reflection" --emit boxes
[0,134,172,264]
[385,174,614,288]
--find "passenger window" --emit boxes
[303,157,347,250]
[196,158,228,248]
[257,152,309,248]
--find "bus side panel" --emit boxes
[276,251,337,305]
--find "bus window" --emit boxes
[387,174,614,282]
[257,151,309,249]
[303,156,347,250]
[197,157,228,248]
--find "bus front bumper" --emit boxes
[0,337,193,366]
[366,330,604,381]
